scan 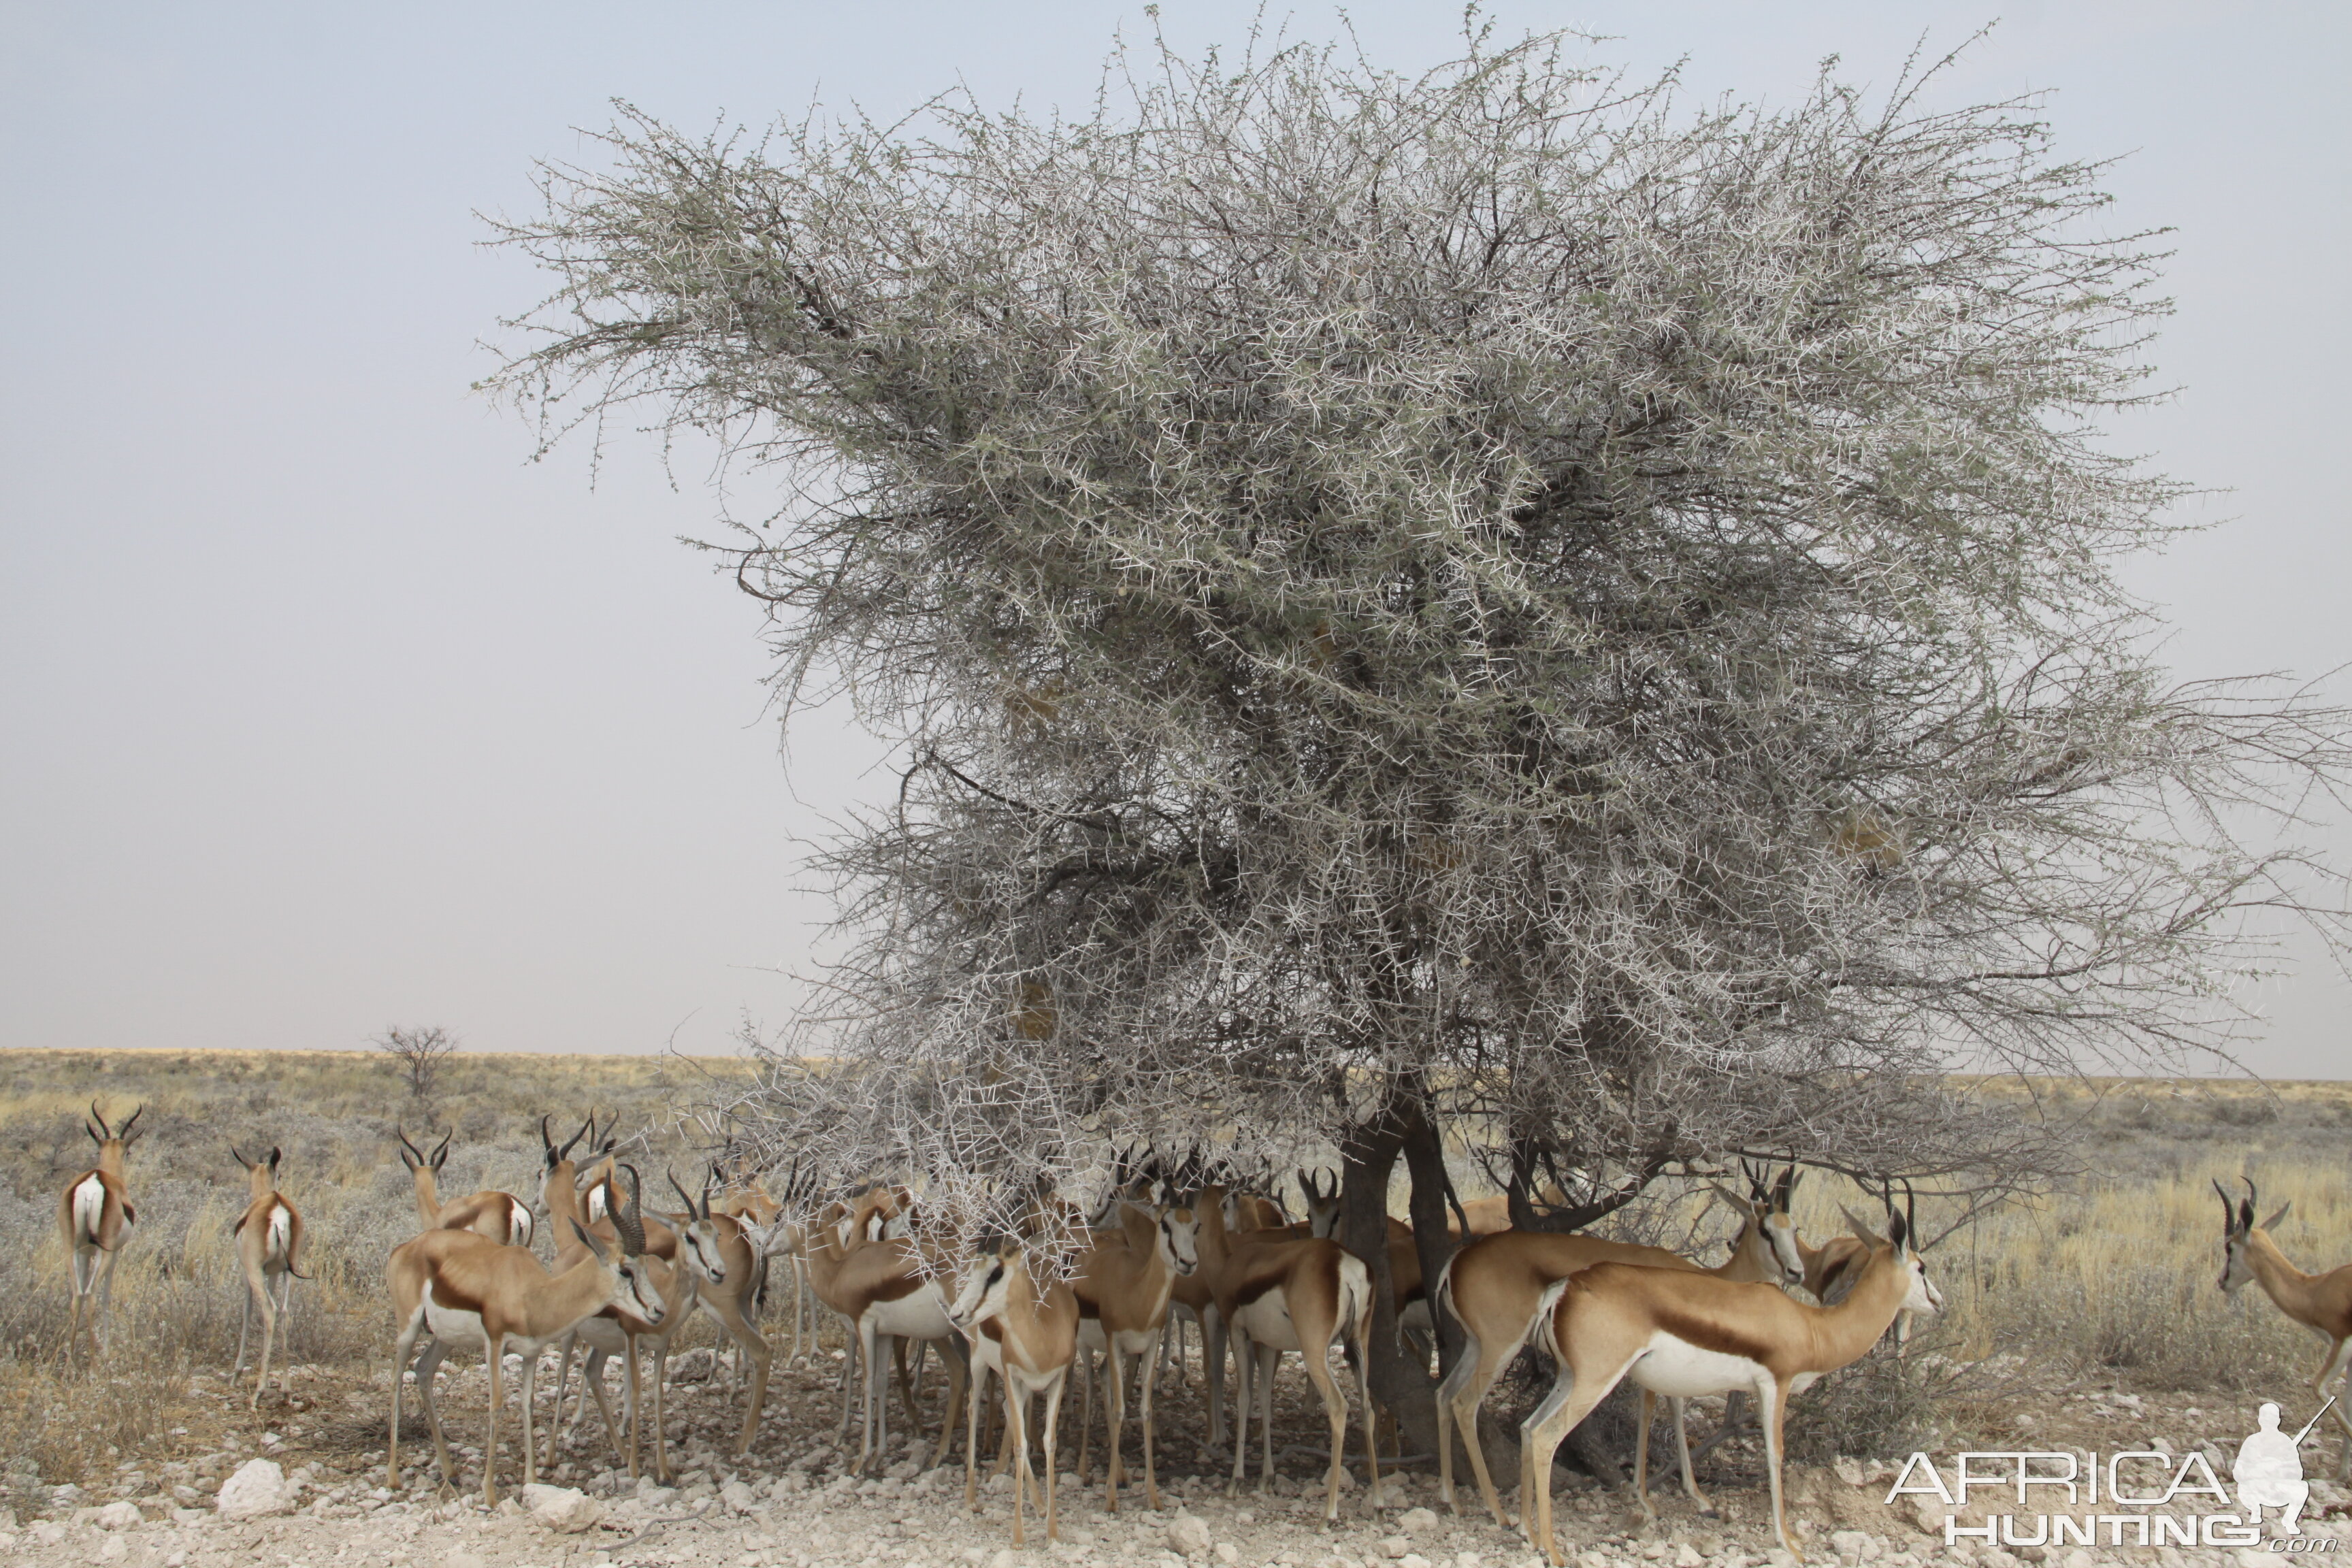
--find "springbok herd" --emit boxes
[52,1102,2352,1565]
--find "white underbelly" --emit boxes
[422,1286,489,1352]
[1234,1294,1304,1353]
[1629,1330,1766,1399]
[867,1288,953,1341]
[572,1313,630,1353]
[1109,1324,1161,1357]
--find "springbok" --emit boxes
[396,1128,534,1246]
[664,1170,777,1457]
[231,1145,306,1405]
[535,1128,716,1477]
[1517,1200,1940,1565]
[59,1102,142,1362]
[2219,1177,2352,1479]
[385,1214,665,1505]
[1294,1169,1436,1360]
[1433,1175,1802,1527]
[1193,1185,1382,1520]
[799,1185,967,1471]
[950,1238,1080,1548]
[1071,1186,1202,1512]
[552,1169,717,1481]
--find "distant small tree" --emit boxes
[370,1025,458,1102]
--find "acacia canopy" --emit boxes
[491,33,2346,1236]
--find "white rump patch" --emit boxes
[71,1175,107,1243]
[266,1205,292,1262]
[508,1199,534,1246]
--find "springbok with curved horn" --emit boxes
[1071,1181,1202,1512]
[1516,1195,1940,1566]
[1434,1171,1803,1527]
[551,1167,719,1481]
[385,1209,666,1505]
[59,1102,142,1362]
[1295,1168,1437,1363]
[1192,1183,1382,1520]
[659,1168,777,1457]
[2219,1177,2352,1479]
[950,1236,1080,1548]
[231,1145,306,1405]
[396,1127,534,1245]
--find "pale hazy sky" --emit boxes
[3,2,2347,1074]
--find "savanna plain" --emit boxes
[2,1049,2348,1568]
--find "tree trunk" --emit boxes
[1338,1076,1524,1487]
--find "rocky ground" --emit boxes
[3,1352,2341,1568]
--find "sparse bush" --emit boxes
[369,1024,458,1102]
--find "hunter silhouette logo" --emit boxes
[2236,1398,2335,1535]
[1886,1397,2347,1552]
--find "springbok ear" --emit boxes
[1705,1181,1751,1214]
[2261,1201,2292,1232]
[87,1122,103,1147]
[1889,1208,1911,1251]
[1840,1205,1889,1248]
[269,1147,282,1171]
[571,1218,610,1261]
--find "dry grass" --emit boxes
[5,1050,2349,1503]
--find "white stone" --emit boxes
[1829,1532,1876,1565]
[1400,1507,1440,1536]
[1399,1556,1433,1568]
[214,1460,294,1520]
[1835,1458,1869,1488]
[520,1484,604,1533]
[720,1480,760,1514]
[1383,1536,1414,1560]
[1168,1512,1214,1558]
[1674,1546,1705,1568]
[98,1536,129,1563]
[1215,1545,1240,1565]
[93,1502,143,1531]
[446,1551,489,1568]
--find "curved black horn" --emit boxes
[560,1113,591,1162]
[613,1164,648,1256]
[540,1113,556,1156]
[88,1100,110,1139]
[431,1128,452,1168]
[668,1169,697,1216]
